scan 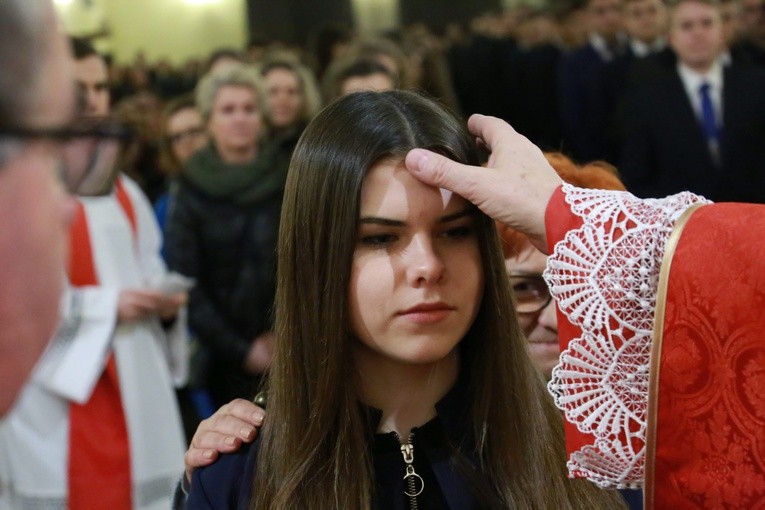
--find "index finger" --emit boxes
[403,147,484,202]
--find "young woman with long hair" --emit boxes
[185,90,625,509]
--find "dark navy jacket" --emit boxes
[186,380,489,509]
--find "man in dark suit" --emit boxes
[600,0,670,163]
[620,0,765,203]
[558,0,629,162]
[501,8,566,152]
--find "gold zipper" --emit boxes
[396,432,423,510]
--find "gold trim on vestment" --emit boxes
[643,203,706,510]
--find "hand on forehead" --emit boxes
[360,159,466,219]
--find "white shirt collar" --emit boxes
[589,32,629,61]
[630,36,667,58]
[677,57,724,93]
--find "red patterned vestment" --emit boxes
[544,184,765,508]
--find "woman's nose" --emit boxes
[404,236,444,286]
[537,297,558,332]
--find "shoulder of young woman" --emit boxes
[186,440,260,510]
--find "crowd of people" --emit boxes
[106,0,765,207]
[1,0,764,508]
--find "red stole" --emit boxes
[646,203,765,508]
[67,180,135,510]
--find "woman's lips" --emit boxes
[398,303,453,324]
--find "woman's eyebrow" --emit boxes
[438,208,474,224]
[359,208,474,227]
[358,217,404,226]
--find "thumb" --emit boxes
[404,148,482,201]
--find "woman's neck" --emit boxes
[354,348,459,439]
[216,143,258,164]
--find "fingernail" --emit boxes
[240,427,254,440]
[406,149,429,172]
[203,450,214,459]
[225,436,236,446]
[252,411,264,425]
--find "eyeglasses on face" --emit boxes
[168,127,205,144]
[0,119,133,196]
[0,119,132,143]
[508,273,553,314]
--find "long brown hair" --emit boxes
[253,91,625,509]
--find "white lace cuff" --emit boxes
[544,184,710,488]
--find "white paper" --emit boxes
[148,271,196,296]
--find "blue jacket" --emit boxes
[187,379,485,509]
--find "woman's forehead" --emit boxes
[359,159,467,216]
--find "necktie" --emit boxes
[699,82,720,142]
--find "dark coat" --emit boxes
[731,40,765,68]
[504,43,565,152]
[599,47,676,164]
[450,34,516,118]
[619,64,765,203]
[186,379,486,510]
[558,43,614,162]
[165,173,283,405]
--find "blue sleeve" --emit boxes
[186,445,254,510]
[619,488,644,510]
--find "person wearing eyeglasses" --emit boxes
[499,155,644,510]
[155,95,208,234]
[163,99,208,172]
[498,153,627,380]
[0,36,189,510]
[0,0,77,419]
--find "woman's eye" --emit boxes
[441,225,474,239]
[360,234,397,247]
[511,279,545,298]
[512,282,534,295]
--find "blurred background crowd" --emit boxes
[54,0,765,438]
[55,0,765,206]
[1,1,762,507]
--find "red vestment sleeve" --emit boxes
[543,184,709,488]
[544,185,591,456]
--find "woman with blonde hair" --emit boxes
[165,65,289,408]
